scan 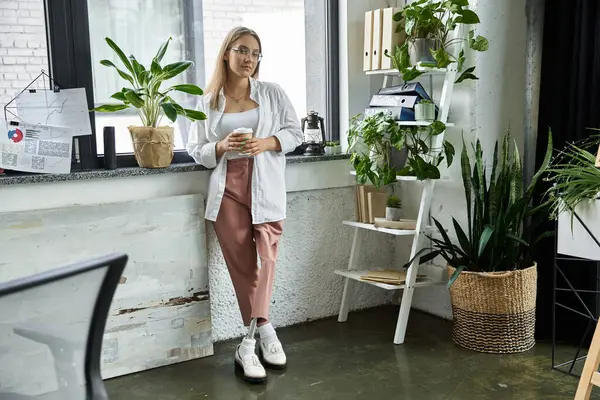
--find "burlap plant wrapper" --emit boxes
[128,126,174,168]
[448,264,537,354]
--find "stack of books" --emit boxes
[359,270,427,286]
[354,184,387,224]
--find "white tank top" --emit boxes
[218,107,260,159]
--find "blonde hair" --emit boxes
[206,26,262,110]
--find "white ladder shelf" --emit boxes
[336,65,457,345]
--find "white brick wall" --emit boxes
[0,0,48,113]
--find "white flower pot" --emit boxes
[415,103,436,121]
[557,199,600,260]
[408,38,438,65]
[386,207,403,221]
[325,145,341,155]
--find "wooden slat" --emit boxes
[590,372,600,387]
[575,320,600,399]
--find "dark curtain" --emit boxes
[534,0,600,343]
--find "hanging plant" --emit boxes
[348,112,454,186]
[390,0,489,83]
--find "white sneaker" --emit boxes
[235,345,267,383]
[259,339,287,369]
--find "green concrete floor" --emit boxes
[105,306,598,400]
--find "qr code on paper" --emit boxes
[38,141,70,158]
[24,139,37,155]
[31,156,45,170]
[2,152,17,167]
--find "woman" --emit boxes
[186,26,303,383]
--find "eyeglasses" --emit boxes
[230,47,263,62]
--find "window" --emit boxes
[45,0,339,169]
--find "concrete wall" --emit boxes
[0,194,213,381]
[0,160,395,347]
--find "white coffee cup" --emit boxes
[234,127,254,156]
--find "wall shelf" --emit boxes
[396,121,454,127]
[336,54,458,345]
[349,171,450,181]
[333,270,438,291]
[365,66,448,77]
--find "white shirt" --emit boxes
[186,78,304,224]
[217,107,259,159]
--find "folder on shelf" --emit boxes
[357,185,386,223]
[364,106,415,121]
[367,192,388,224]
[378,82,432,101]
[371,9,383,70]
[355,185,362,222]
[380,7,406,70]
[363,10,374,71]
[369,94,419,108]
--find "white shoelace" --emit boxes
[242,353,262,367]
[266,341,283,354]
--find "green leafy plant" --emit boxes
[348,112,455,186]
[325,141,341,147]
[418,99,434,105]
[387,194,402,209]
[546,130,600,221]
[397,123,455,180]
[93,37,206,127]
[390,0,489,83]
[406,130,553,287]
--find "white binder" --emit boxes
[363,11,374,71]
[380,7,407,70]
[371,9,383,70]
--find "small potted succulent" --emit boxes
[415,99,435,121]
[386,194,403,221]
[324,141,342,155]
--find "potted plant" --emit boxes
[409,130,553,353]
[415,99,435,121]
[390,0,489,83]
[348,112,454,187]
[386,194,403,221]
[93,37,206,168]
[396,122,454,180]
[546,132,600,219]
[546,131,600,260]
[324,141,342,155]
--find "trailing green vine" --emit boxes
[348,112,454,187]
[390,0,489,83]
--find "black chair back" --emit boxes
[0,253,127,399]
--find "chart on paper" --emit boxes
[15,88,92,136]
[1,121,74,174]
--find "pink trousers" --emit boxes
[214,158,284,326]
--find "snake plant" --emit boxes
[407,130,553,287]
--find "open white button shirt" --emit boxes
[186,78,304,224]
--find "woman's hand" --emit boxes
[241,136,282,156]
[216,132,249,157]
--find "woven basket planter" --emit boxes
[448,264,537,354]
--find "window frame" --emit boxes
[44,0,339,171]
